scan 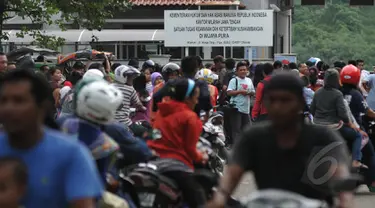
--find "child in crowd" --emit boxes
[0,157,28,208]
[151,72,164,90]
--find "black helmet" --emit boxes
[162,62,180,74]
[142,59,155,70]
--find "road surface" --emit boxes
[233,173,375,207]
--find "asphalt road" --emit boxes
[233,173,375,207]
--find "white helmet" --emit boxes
[114,65,141,84]
[75,80,123,124]
[83,69,104,80]
[195,68,218,84]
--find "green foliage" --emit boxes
[293,0,375,69]
[0,0,131,51]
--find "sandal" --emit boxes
[368,186,375,192]
[352,162,368,169]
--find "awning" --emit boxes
[2,29,165,43]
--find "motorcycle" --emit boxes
[240,176,362,208]
[201,111,229,176]
[118,137,220,208]
[119,158,218,208]
[241,189,329,208]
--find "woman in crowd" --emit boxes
[48,67,62,109]
[147,78,208,208]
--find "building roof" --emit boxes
[130,0,241,6]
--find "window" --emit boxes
[137,44,159,59]
[188,47,203,57]
[163,47,182,59]
[301,0,325,5]
[211,47,224,58]
[232,47,245,58]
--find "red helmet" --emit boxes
[340,64,361,85]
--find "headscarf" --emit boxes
[151,72,163,86]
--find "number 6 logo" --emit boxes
[306,141,343,185]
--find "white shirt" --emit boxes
[360,70,370,97]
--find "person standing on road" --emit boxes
[213,55,226,91]
[207,73,352,208]
[227,61,255,143]
[0,69,103,208]
[251,63,274,122]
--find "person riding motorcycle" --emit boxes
[57,73,153,171]
[112,65,146,132]
[195,68,219,111]
[147,78,209,208]
[340,64,375,192]
[310,68,365,168]
[142,59,155,94]
[58,77,123,183]
[150,62,180,123]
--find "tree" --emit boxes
[293,0,375,68]
[0,0,131,51]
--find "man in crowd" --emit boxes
[357,59,369,98]
[0,52,8,73]
[298,62,309,77]
[208,73,352,208]
[213,55,226,90]
[0,69,103,208]
[251,63,274,121]
[273,60,283,71]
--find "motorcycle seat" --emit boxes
[129,167,180,190]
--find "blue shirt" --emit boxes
[365,74,375,110]
[227,76,255,114]
[0,129,103,208]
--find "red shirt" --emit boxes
[147,100,203,169]
[251,75,272,118]
[208,84,218,111]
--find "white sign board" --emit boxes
[164,10,273,47]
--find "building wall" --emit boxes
[242,0,292,58]
[3,1,292,61]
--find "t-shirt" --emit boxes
[364,74,375,110]
[112,82,144,126]
[227,76,255,114]
[0,128,103,208]
[59,90,75,118]
[303,87,315,106]
[359,70,370,97]
[231,123,349,203]
[341,86,367,127]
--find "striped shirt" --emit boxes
[112,82,144,126]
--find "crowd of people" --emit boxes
[0,49,375,208]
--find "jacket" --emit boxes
[310,69,349,125]
[147,100,203,169]
[251,75,272,118]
